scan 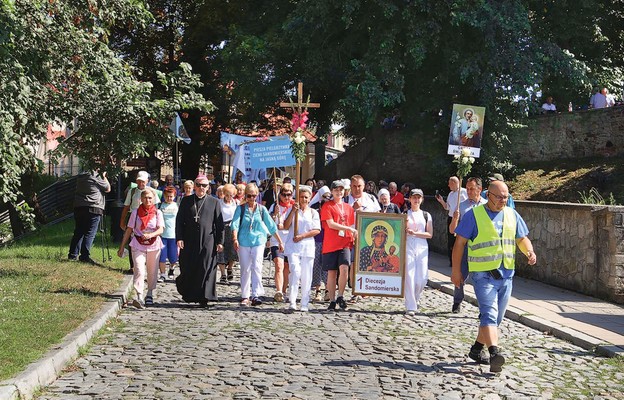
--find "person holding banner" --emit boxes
[435,176,467,266]
[404,189,433,315]
[268,183,295,302]
[321,180,357,311]
[283,186,321,312]
[231,183,283,307]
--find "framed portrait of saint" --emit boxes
[352,212,407,298]
[447,103,486,158]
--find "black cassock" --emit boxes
[175,194,224,303]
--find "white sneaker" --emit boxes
[300,306,309,312]
[289,304,297,311]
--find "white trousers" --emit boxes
[238,245,265,299]
[404,238,429,311]
[132,248,160,300]
[287,254,314,308]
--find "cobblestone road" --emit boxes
[39,263,623,399]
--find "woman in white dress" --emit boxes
[283,186,321,312]
[404,188,433,315]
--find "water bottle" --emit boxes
[568,102,573,112]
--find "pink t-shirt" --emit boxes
[128,208,164,252]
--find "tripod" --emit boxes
[99,214,112,262]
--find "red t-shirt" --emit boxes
[320,200,355,253]
[390,191,405,209]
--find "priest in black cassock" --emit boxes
[176,174,224,307]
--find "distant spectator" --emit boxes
[378,180,389,190]
[541,96,556,113]
[590,87,614,109]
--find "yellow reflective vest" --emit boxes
[467,205,516,272]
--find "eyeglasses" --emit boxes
[246,194,256,198]
[195,183,209,188]
[280,192,293,197]
[488,191,509,201]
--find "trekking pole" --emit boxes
[99,215,106,263]
[102,214,112,261]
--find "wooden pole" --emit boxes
[294,160,300,236]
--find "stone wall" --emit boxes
[511,106,624,163]
[426,199,624,304]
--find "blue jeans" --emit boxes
[159,238,179,264]
[472,271,513,327]
[68,208,101,261]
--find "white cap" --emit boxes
[136,171,149,182]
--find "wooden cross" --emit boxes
[279,82,320,114]
[279,82,320,236]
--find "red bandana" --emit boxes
[138,204,156,230]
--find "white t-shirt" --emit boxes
[541,103,556,111]
[220,199,238,223]
[284,208,321,258]
[347,193,381,213]
[124,186,161,211]
[446,189,468,217]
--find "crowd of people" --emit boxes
[69,169,537,373]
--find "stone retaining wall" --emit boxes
[425,199,624,304]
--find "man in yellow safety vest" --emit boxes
[451,180,537,373]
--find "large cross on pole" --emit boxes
[279,82,320,235]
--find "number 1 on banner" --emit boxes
[357,277,362,290]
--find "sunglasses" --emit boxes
[246,194,257,198]
[195,183,209,188]
[280,192,293,197]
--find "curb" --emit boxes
[427,277,624,358]
[0,274,133,400]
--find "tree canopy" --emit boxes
[3,0,624,203]
[0,0,212,203]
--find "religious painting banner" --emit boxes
[248,135,295,169]
[447,104,486,158]
[352,212,407,298]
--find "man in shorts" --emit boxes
[320,180,357,310]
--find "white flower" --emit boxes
[469,157,475,164]
[462,156,469,164]
[294,136,305,144]
[461,148,471,157]
[454,154,460,159]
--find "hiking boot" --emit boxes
[452,303,461,313]
[167,268,175,280]
[489,353,505,373]
[327,301,337,311]
[468,346,490,365]
[337,296,347,310]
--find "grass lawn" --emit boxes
[0,219,127,381]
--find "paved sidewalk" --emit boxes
[36,259,623,399]
[427,251,624,357]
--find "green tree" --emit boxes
[0,0,213,205]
